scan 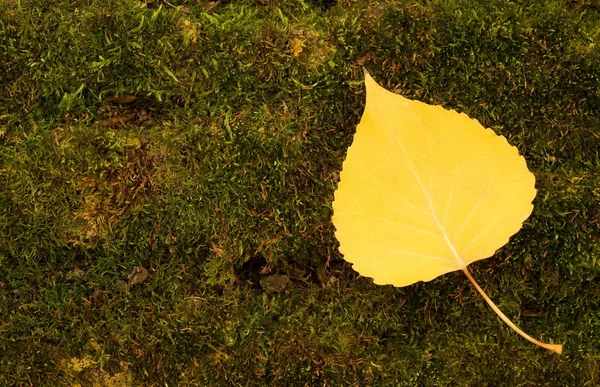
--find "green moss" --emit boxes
[1,0,599,385]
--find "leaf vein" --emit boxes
[391,129,465,268]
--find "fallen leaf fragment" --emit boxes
[115,280,129,293]
[99,114,133,128]
[108,95,137,104]
[332,70,562,354]
[260,274,291,294]
[66,268,88,281]
[128,266,149,286]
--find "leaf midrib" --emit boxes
[394,133,466,269]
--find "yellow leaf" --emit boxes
[334,72,536,286]
[332,70,562,354]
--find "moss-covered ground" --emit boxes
[1,0,599,385]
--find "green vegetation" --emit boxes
[1,0,599,384]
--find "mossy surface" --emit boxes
[1,0,599,385]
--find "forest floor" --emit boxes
[1,0,599,385]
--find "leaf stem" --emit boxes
[462,266,563,354]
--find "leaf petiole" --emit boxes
[462,266,563,354]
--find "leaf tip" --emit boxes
[363,67,374,86]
